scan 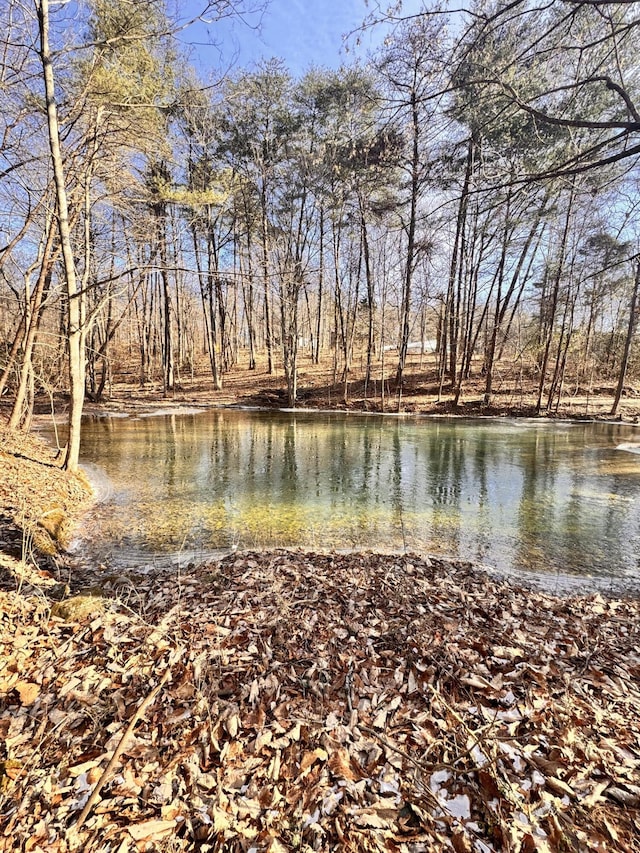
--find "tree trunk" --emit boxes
[240,215,256,370]
[8,220,56,430]
[610,260,640,416]
[315,207,324,365]
[536,188,574,414]
[359,194,375,395]
[37,0,84,471]
[396,89,420,396]
[449,138,473,395]
[0,316,27,400]
[260,178,274,374]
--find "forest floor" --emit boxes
[71,353,640,421]
[1,365,640,851]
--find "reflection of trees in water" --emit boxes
[72,412,640,577]
[513,427,638,577]
[282,422,298,501]
[516,431,559,573]
[421,424,463,556]
[471,432,491,562]
[391,426,404,547]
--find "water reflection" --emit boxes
[59,411,640,581]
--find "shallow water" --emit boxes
[46,410,640,586]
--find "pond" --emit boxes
[53,409,640,589]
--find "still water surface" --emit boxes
[60,410,640,585]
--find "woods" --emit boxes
[1,0,640,462]
[2,3,640,850]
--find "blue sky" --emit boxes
[181,0,426,77]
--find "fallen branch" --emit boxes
[73,666,172,831]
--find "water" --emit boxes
[48,410,640,587]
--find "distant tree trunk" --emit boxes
[8,219,56,430]
[280,274,299,407]
[359,194,375,394]
[396,89,420,396]
[260,178,274,374]
[86,218,117,402]
[149,163,175,395]
[537,187,574,414]
[332,222,348,383]
[611,260,640,416]
[161,263,174,394]
[170,210,184,376]
[192,223,221,390]
[91,259,148,402]
[497,223,546,361]
[0,317,26,400]
[315,207,324,365]
[455,208,487,402]
[580,284,599,385]
[449,137,473,396]
[343,247,361,403]
[240,217,256,370]
[547,254,579,412]
[0,194,53,399]
[215,274,230,372]
[484,190,547,404]
[483,186,514,405]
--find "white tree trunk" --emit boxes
[37,0,85,471]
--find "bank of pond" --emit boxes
[42,409,640,593]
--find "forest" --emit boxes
[1,0,640,471]
[1,3,640,850]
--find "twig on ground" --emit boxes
[73,665,172,831]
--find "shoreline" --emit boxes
[76,401,640,424]
[78,393,640,424]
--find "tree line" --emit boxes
[1,0,639,470]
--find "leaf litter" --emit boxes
[1,549,639,852]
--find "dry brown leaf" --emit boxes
[212,807,233,832]
[328,747,358,782]
[300,748,327,773]
[603,815,621,843]
[606,786,640,807]
[581,780,610,808]
[67,758,103,778]
[354,809,393,829]
[461,674,493,690]
[15,681,39,706]
[545,776,576,799]
[127,819,177,841]
[225,713,240,738]
[493,645,524,660]
[451,830,473,853]
[372,707,388,729]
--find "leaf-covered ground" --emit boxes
[1,549,639,852]
[0,426,91,563]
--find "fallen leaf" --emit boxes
[328,747,358,782]
[127,819,177,841]
[15,681,39,706]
